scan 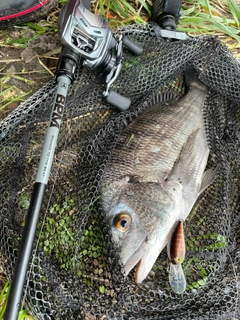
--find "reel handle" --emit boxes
[123,36,143,56]
[106,91,131,112]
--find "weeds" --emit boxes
[179,0,240,43]
[0,75,32,111]
[0,281,34,320]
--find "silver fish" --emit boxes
[100,69,215,284]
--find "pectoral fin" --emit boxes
[199,167,217,195]
[167,128,210,190]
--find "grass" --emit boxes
[92,0,151,26]
[0,282,34,320]
[0,77,32,111]
[184,232,228,290]
[178,0,240,48]
[35,194,106,278]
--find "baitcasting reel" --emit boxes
[56,0,143,111]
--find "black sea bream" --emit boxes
[101,69,215,283]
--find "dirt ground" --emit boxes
[0,30,60,121]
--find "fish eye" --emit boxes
[114,213,132,232]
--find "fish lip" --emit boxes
[124,237,159,283]
[124,233,169,284]
[123,237,148,277]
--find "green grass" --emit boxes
[0,281,34,320]
[35,194,106,286]
[0,80,32,111]
[178,0,240,43]
[183,232,228,290]
[92,0,151,27]
[93,0,240,49]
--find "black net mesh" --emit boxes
[0,23,240,319]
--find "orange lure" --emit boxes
[168,220,186,294]
[169,220,185,265]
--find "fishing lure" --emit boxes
[168,220,187,294]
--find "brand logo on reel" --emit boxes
[50,94,65,128]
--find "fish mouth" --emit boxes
[124,238,166,283]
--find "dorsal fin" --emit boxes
[147,90,179,107]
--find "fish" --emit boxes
[168,220,186,294]
[100,68,216,284]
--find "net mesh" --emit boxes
[0,23,240,320]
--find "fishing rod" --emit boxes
[3,1,142,319]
